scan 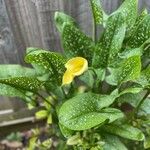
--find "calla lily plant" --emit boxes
[0,0,150,149]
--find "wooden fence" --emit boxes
[0,0,150,135]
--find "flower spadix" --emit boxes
[62,57,88,85]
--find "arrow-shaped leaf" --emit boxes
[0,65,36,78]
[59,92,123,130]
[54,12,76,33]
[25,49,66,85]
[119,55,141,84]
[92,13,126,68]
[90,0,104,24]
[114,0,138,35]
[103,123,145,141]
[127,15,150,56]
[62,23,94,65]
[0,77,42,92]
[0,83,26,99]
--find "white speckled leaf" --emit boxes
[127,15,150,47]
[25,49,66,85]
[119,87,143,96]
[59,123,74,138]
[99,108,124,123]
[54,12,76,33]
[0,77,42,92]
[58,92,123,130]
[0,65,36,78]
[92,13,126,68]
[90,0,103,24]
[127,15,150,56]
[115,0,137,35]
[119,55,141,84]
[119,47,142,59]
[0,83,26,99]
[62,22,94,65]
[128,9,148,38]
[103,134,127,150]
[103,123,145,141]
[136,66,150,88]
[105,68,120,86]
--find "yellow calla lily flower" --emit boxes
[62,57,88,85]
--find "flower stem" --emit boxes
[36,93,55,109]
[61,86,67,99]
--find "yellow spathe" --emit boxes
[62,57,88,85]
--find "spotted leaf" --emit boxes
[103,123,145,141]
[0,83,26,99]
[119,55,141,84]
[62,22,94,65]
[128,9,148,38]
[54,12,76,33]
[0,77,42,92]
[136,66,150,88]
[25,49,66,85]
[103,134,127,150]
[90,0,104,24]
[59,123,74,138]
[127,15,150,56]
[114,0,137,35]
[58,92,123,130]
[92,13,126,68]
[0,65,36,78]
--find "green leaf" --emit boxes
[106,56,141,85]
[114,0,137,35]
[25,49,66,85]
[139,98,150,115]
[0,65,36,78]
[94,68,106,81]
[0,77,42,92]
[119,48,142,59]
[119,87,143,96]
[128,9,148,38]
[92,13,126,68]
[100,108,124,123]
[35,110,48,119]
[103,134,127,150]
[90,0,103,24]
[62,22,94,65]
[67,134,81,145]
[58,92,123,130]
[127,15,150,55]
[28,137,37,150]
[94,68,106,89]
[105,67,120,85]
[79,70,95,88]
[144,137,150,149]
[47,114,52,124]
[136,66,150,88]
[54,12,76,33]
[0,83,26,99]
[103,123,145,141]
[41,139,52,149]
[80,68,106,88]
[117,91,145,108]
[59,123,74,138]
[119,55,141,84]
